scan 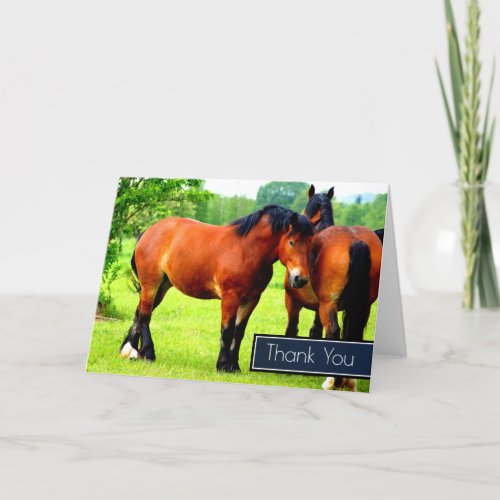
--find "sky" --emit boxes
[203,179,388,202]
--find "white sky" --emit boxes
[203,178,388,201]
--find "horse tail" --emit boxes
[374,228,384,244]
[129,233,144,294]
[340,240,371,342]
[130,251,140,292]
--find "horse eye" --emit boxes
[289,240,294,247]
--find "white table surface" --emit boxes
[1,295,499,499]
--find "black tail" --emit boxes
[339,240,371,342]
[129,233,144,294]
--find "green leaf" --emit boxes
[444,0,460,38]
[444,0,464,128]
[477,201,500,308]
[481,59,495,168]
[436,59,459,164]
[483,117,496,179]
[448,29,464,129]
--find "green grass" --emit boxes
[87,240,376,392]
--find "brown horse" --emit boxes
[311,226,382,341]
[284,185,335,339]
[284,185,383,390]
[314,224,382,391]
[120,205,314,372]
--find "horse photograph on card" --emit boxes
[87,178,403,392]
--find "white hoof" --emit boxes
[322,377,335,390]
[120,342,139,360]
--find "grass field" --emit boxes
[87,239,376,392]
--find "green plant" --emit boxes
[98,178,211,313]
[436,0,499,309]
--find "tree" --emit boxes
[291,188,309,213]
[363,194,388,229]
[195,195,256,225]
[342,203,363,226]
[255,181,309,209]
[99,177,211,312]
[333,194,387,229]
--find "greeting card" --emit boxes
[87,178,405,392]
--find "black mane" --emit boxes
[230,205,314,237]
[305,193,334,230]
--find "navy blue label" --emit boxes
[250,335,373,379]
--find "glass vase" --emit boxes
[406,182,500,310]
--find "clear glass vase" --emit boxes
[406,182,500,309]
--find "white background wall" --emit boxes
[0,0,499,295]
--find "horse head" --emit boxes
[278,212,314,289]
[305,184,334,230]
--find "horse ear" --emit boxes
[327,186,334,199]
[289,212,299,228]
[308,184,315,199]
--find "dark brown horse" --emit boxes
[284,185,383,390]
[284,185,335,339]
[120,205,314,372]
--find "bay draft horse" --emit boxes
[120,205,314,372]
[284,185,383,390]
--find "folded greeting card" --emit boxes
[87,178,405,392]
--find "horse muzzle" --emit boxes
[290,271,309,289]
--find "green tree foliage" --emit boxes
[289,186,388,229]
[291,187,387,229]
[195,194,256,225]
[362,194,388,229]
[291,188,309,213]
[333,194,387,229]
[255,181,309,209]
[99,177,211,311]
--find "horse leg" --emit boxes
[229,295,261,372]
[216,294,240,372]
[152,275,172,310]
[309,311,323,339]
[321,377,356,391]
[284,292,301,337]
[318,301,340,390]
[121,282,164,362]
[130,275,173,359]
[120,308,142,359]
[318,301,340,340]
[318,301,356,391]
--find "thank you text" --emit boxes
[250,335,373,378]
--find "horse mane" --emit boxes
[305,193,334,229]
[230,205,314,237]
